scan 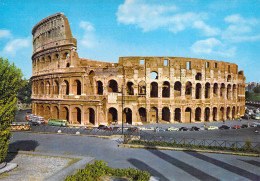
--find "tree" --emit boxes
[17,79,32,104]
[254,85,260,94]
[0,57,24,163]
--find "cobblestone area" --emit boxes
[0,153,73,181]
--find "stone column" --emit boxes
[170,106,174,123]
[158,107,162,123]
[201,108,205,122]
[81,76,86,95]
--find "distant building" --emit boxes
[31,13,246,126]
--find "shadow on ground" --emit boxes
[4,140,39,163]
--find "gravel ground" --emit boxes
[0,153,73,181]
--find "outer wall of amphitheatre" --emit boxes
[31,13,246,126]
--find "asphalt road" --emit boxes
[9,132,260,181]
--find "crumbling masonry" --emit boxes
[31,13,246,126]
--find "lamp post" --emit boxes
[121,85,124,135]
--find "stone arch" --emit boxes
[213,107,217,121]
[195,73,202,80]
[150,71,158,79]
[108,79,118,93]
[53,80,59,95]
[127,81,134,95]
[205,83,210,98]
[63,80,69,95]
[232,84,237,99]
[174,81,182,97]
[185,107,192,123]
[162,107,170,122]
[97,81,103,95]
[162,81,170,97]
[185,82,192,96]
[232,106,236,119]
[220,83,225,97]
[226,107,231,120]
[195,107,201,122]
[37,104,44,117]
[138,107,147,122]
[220,107,224,121]
[174,108,181,122]
[195,83,201,99]
[52,106,59,119]
[138,81,146,95]
[61,106,69,122]
[108,107,118,123]
[62,52,69,59]
[213,83,218,96]
[205,107,210,122]
[44,106,51,120]
[123,108,132,124]
[40,81,44,95]
[89,108,95,125]
[73,80,81,95]
[73,107,81,124]
[150,107,158,123]
[150,82,158,97]
[227,84,231,99]
[46,81,51,95]
[227,75,231,82]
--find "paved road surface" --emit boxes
[9,132,260,181]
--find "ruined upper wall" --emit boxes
[32,13,77,56]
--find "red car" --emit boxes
[232,125,241,129]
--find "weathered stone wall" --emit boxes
[31,13,246,126]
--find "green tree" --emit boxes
[0,57,24,163]
[17,79,32,104]
[254,85,260,93]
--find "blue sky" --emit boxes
[0,0,260,82]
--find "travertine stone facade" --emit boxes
[31,13,246,126]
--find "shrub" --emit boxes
[65,160,150,181]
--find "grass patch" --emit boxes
[65,160,150,181]
[247,93,260,101]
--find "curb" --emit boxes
[119,144,260,157]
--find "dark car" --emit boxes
[241,124,248,128]
[219,125,230,130]
[179,127,189,131]
[127,127,138,133]
[31,121,40,126]
[190,126,200,131]
[242,114,250,119]
[98,125,109,130]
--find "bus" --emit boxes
[255,114,260,120]
[48,119,68,126]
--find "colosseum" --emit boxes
[31,13,246,126]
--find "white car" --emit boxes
[139,127,154,131]
[167,127,179,131]
[205,126,219,130]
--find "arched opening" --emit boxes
[220,83,225,97]
[232,106,235,119]
[38,105,44,117]
[45,106,51,121]
[127,82,134,95]
[138,81,146,95]
[185,107,192,123]
[185,82,192,96]
[66,63,70,67]
[226,107,231,120]
[138,107,146,122]
[195,73,202,80]
[63,52,69,59]
[213,107,217,121]
[52,106,59,119]
[40,82,44,95]
[46,81,51,95]
[73,107,81,124]
[227,75,231,82]
[174,81,182,97]
[123,108,132,124]
[205,107,210,122]
[61,107,69,122]
[205,83,210,98]
[64,80,69,95]
[233,84,237,99]
[195,83,201,99]
[195,107,201,122]
[162,107,170,122]
[89,108,95,125]
[97,81,103,95]
[108,107,118,123]
[174,108,181,122]
[74,80,81,95]
[54,80,59,95]
[108,80,118,93]
[150,107,158,123]
[150,71,158,79]
[213,83,218,96]
[150,82,158,97]
[227,84,231,99]
[162,81,170,97]
[220,107,224,121]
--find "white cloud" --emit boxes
[117,0,219,36]
[222,14,260,42]
[191,38,236,57]
[0,29,11,39]
[1,37,31,56]
[79,21,96,48]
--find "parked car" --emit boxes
[155,127,166,132]
[11,123,30,131]
[205,126,218,130]
[232,125,241,129]
[190,126,200,131]
[179,127,189,131]
[241,124,248,128]
[167,127,179,131]
[127,127,138,133]
[242,114,250,119]
[219,125,230,130]
[111,127,120,131]
[98,125,108,130]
